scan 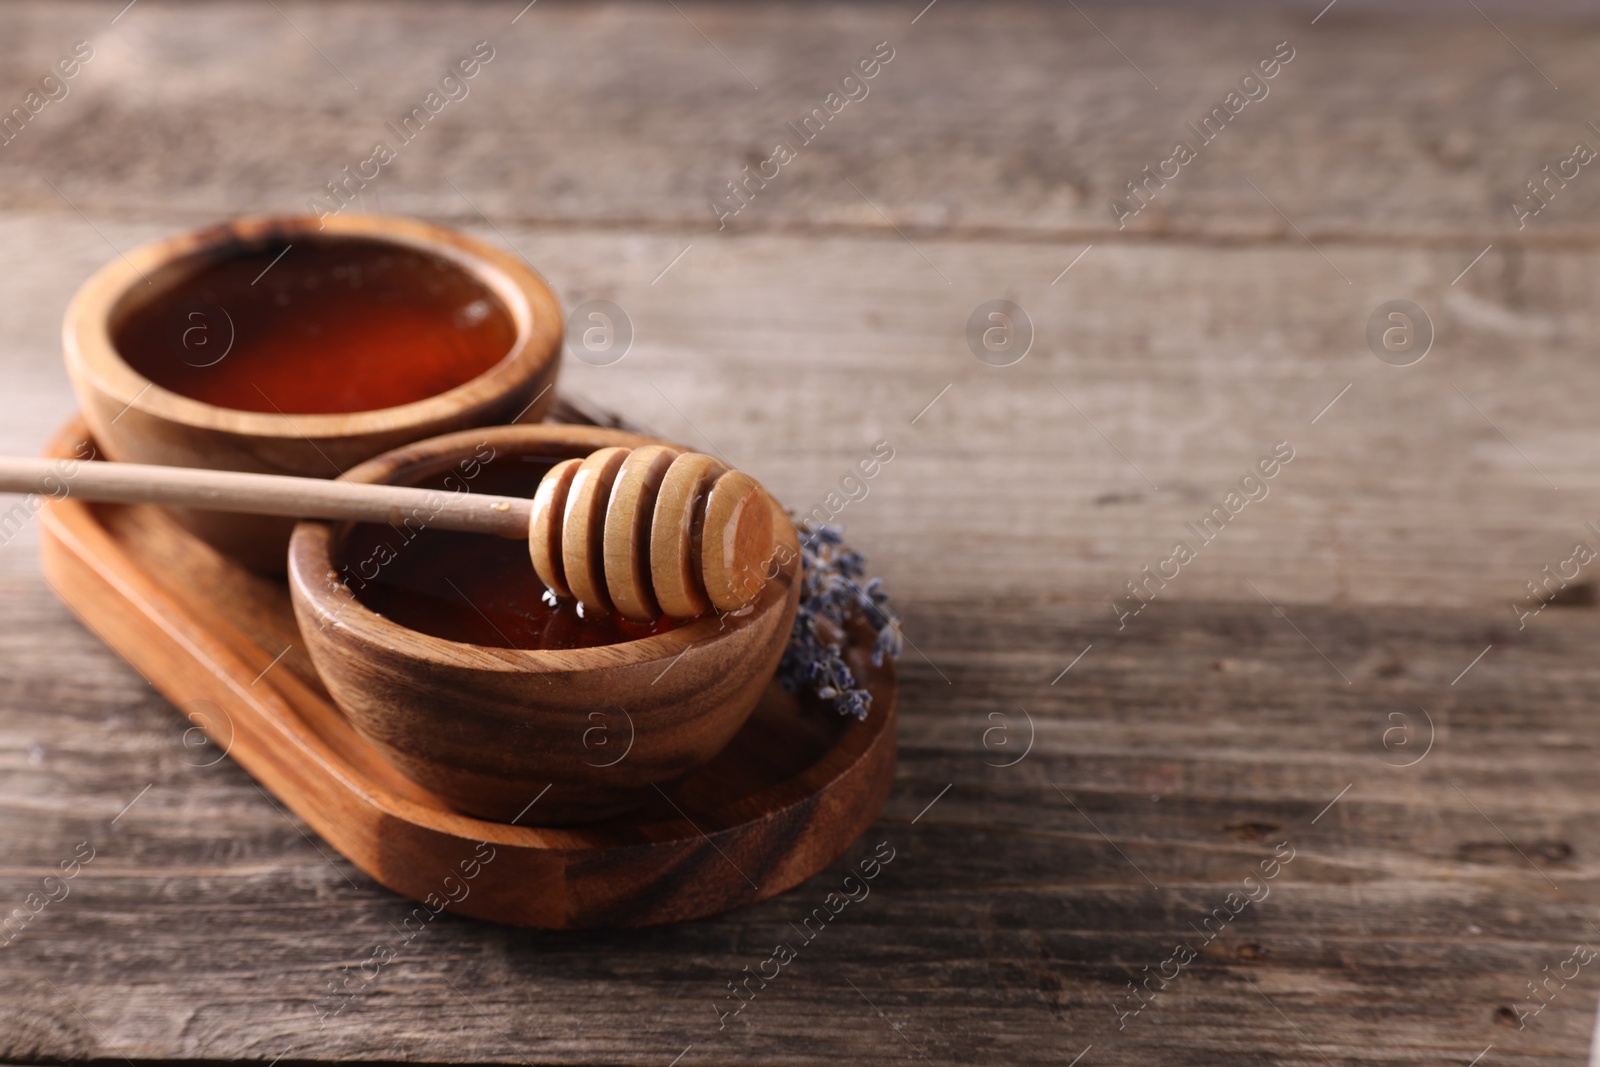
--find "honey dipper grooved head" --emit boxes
[560,446,631,615]
[528,446,783,622]
[649,452,725,619]
[528,457,580,598]
[700,470,775,614]
[603,445,682,623]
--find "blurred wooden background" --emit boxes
[5,1,1600,1063]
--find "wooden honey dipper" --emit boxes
[0,446,788,622]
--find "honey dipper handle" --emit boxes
[0,457,533,538]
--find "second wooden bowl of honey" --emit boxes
[64,214,563,573]
[285,423,802,826]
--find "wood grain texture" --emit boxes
[62,213,563,571]
[0,454,539,535]
[285,422,803,827]
[3,0,1600,1064]
[32,420,886,928]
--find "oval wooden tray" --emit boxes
[35,416,897,929]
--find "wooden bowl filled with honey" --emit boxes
[285,423,802,826]
[63,214,562,572]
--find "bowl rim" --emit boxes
[286,423,800,673]
[62,214,563,440]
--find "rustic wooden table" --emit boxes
[5,1,1600,1063]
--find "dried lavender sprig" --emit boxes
[776,522,902,720]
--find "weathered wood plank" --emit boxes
[0,2,1597,242]
[6,588,1600,1063]
[9,210,1600,617]
[3,1,1600,1063]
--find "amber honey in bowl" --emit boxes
[111,236,518,415]
[340,452,691,650]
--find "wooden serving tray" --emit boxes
[35,417,896,929]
